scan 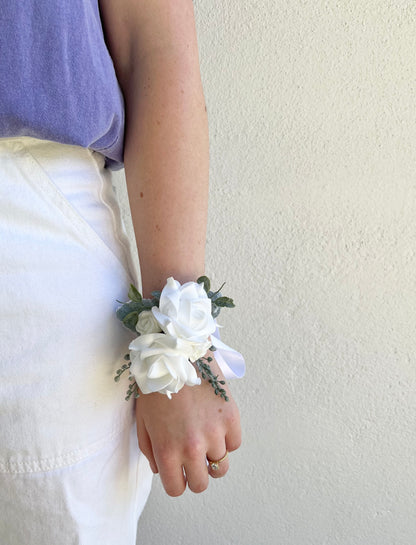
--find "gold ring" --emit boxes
[207,451,228,470]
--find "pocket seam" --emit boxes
[20,143,132,282]
[0,407,135,475]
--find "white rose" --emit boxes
[152,277,216,344]
[135,310,162,335]
[129,333,201,398]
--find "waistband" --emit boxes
[0,136,105,169]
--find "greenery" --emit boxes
[194,350,229,402]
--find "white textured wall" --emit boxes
[113,1,416,544]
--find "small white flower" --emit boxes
[188,339,212,363]
[129,333,201,398]
[152,277,216,344]
[135,310,162,335]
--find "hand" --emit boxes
[135,355,241,496]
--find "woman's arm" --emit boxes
[98,0,241,497]
[99,0,208,295]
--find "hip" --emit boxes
[0,137,137,473]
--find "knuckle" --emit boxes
[183,438,204,461]
[156,447,173,466]
[225,406,240,426]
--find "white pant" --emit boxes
[0,137,153,544]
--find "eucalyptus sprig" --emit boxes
[194,347,229,402]
[114,353,140,401]
[115,285,161,333]
[197,276,235,319]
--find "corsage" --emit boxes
[114,276,245,401]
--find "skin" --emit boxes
[98,0,241,496]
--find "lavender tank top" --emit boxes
[0,1,125,169]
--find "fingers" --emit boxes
[154,453,187,497]
[139,409,241,495]
[205,416,241,480]
[183,451,209,493]
[139,425,241,495]
[154,442,230,495]
[156,442,210,495]
[226,426,242,454]
[224,404,242,454]
[206,445,229,479]
[136,414,158,474]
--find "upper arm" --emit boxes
[98,0,200,84]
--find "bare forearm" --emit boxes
[120,51,209,296]
[97,2,241,498]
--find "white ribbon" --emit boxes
[210,327,245,380]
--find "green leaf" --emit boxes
[128,284,142,303]
[212,296,235,308]
[117,301,142,319]
[122,311,139,332]
[209,282,226,299]
[116,301,146,329]
[151,290,161,299]
[197,275,211,293]
[211,303,221,319]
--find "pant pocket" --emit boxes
[0,138,136,471]
[19,138,133,279]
